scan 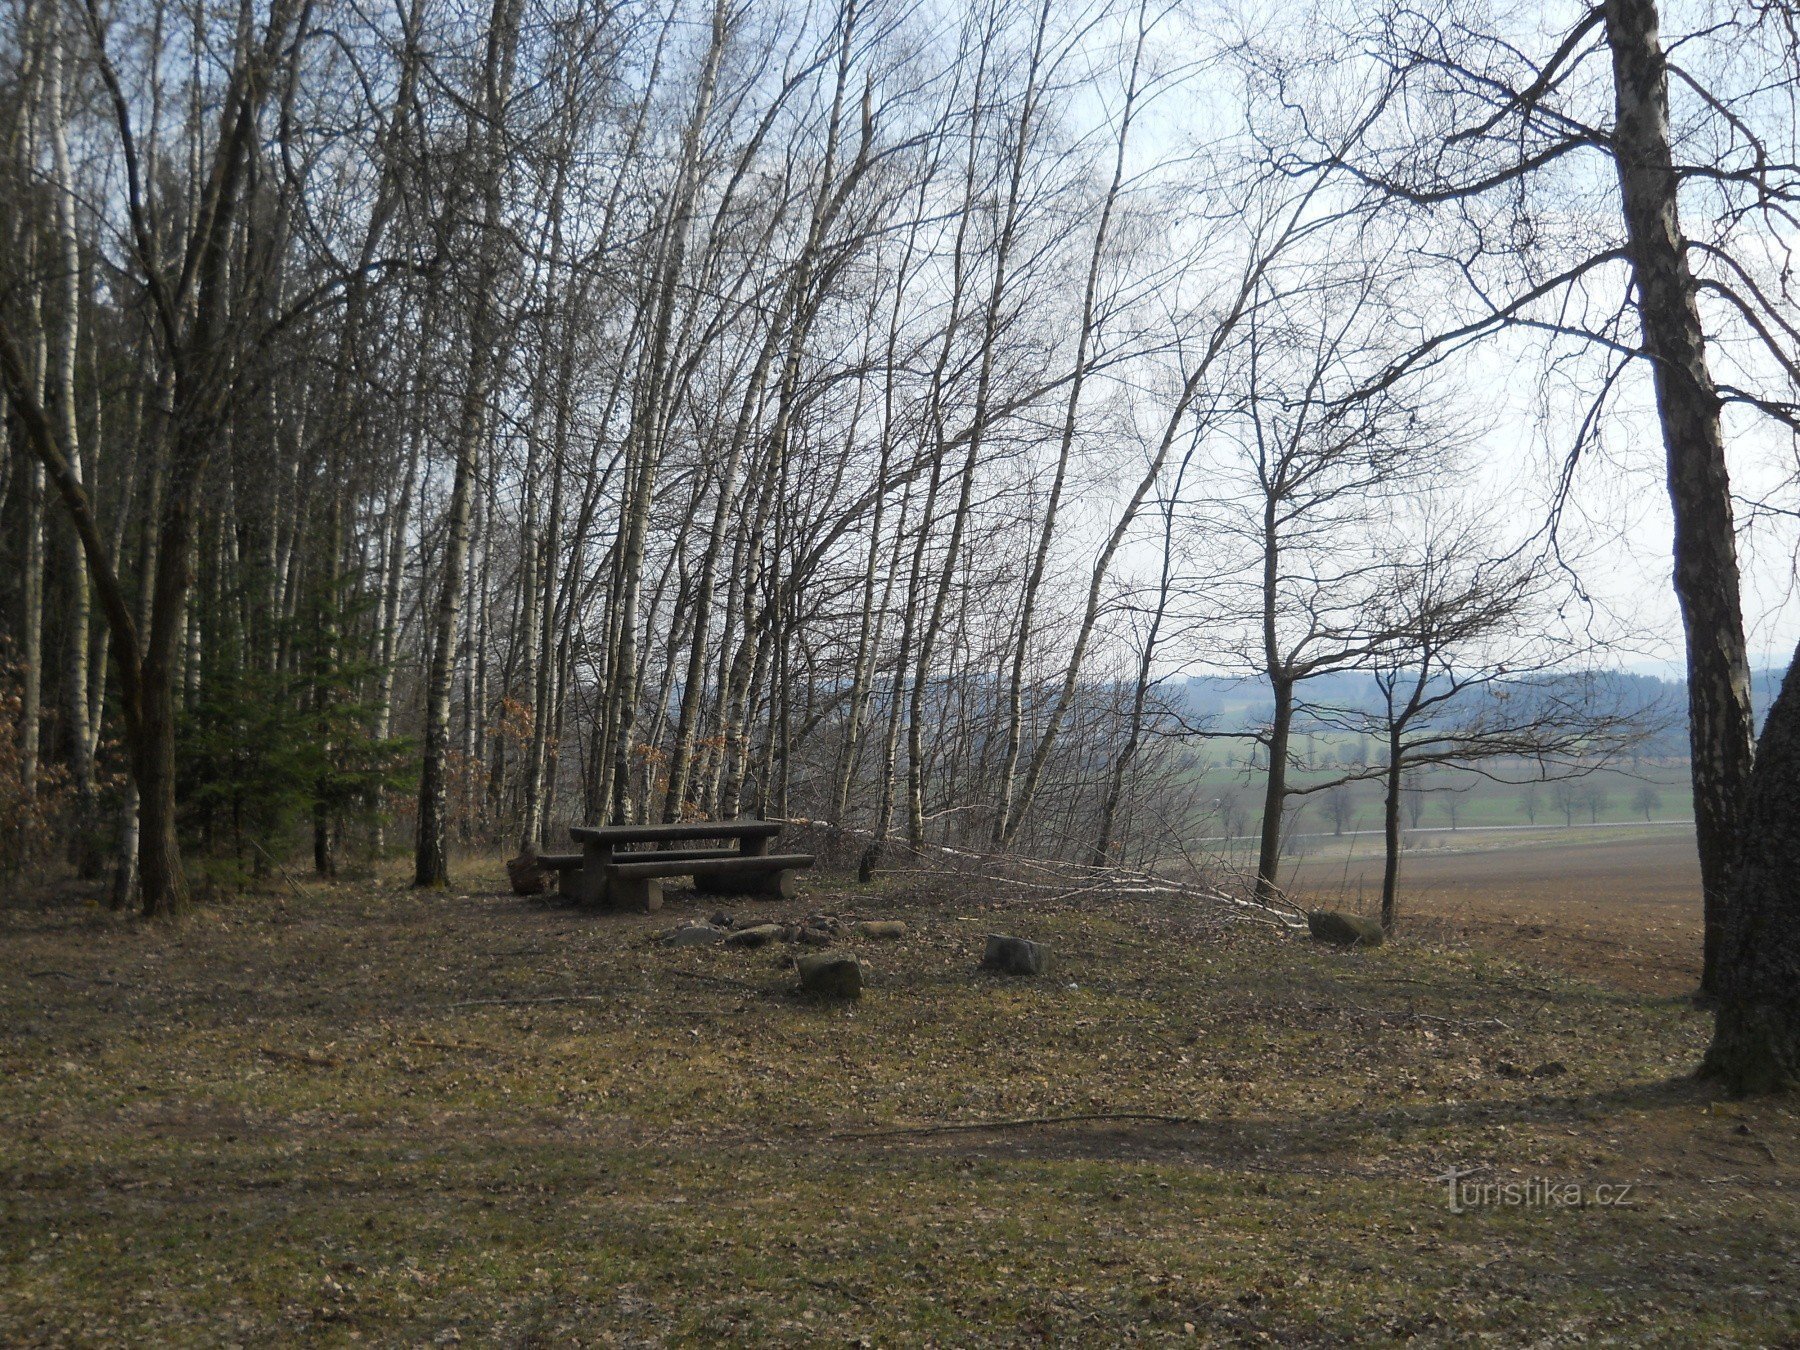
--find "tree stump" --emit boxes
[505,848,550,896]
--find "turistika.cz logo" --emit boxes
[1436,1167,1638,1213]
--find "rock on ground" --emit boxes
[724,923,784,949]
[1306,910,1385,947]
[982,934,1050,977]
[797,951,863,998]
[853,920,907,940]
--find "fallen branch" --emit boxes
[670,970,765,992]
[447,993,618,1009]
[259,1046,343,1067]
[827,1110,1200,1140]
[1338,1000,1509,1031]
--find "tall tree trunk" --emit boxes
[994,2,1146,846]
[1255,678,1295,901]
[1380,732,1405,933]
[660,325,778,820]
[19,454,45,798]
[46,20,96,850]
[415,0,521,886]
[523,329,572,846]
[1701,640,1800,1092]
[1604,0,1755,997]
[11,0,44,805]
[1092,442,1185,866]
[607,0,728,824]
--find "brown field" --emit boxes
[1288,827,1704,997]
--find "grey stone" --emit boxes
[982,934,1050,977]
[724,923,784,949]
[1306,910,1385,947]
[797,951,863,999]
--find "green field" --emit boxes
[1179,737,1692,864]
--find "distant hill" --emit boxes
[1173,666,1789,754]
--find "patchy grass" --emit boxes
[2,862,1796,1345]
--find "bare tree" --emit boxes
[415,0,526,886]
[1199,262,1453,903]
[1292,0,1800,992]
[1291,526,1627,928]
[0,0,313,916]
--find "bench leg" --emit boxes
[610,875,663,913]
[755,868,798,899]
[567,842,614,906]
[564,866,604,905]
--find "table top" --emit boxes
[569,820,783,845]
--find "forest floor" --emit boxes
[2,848,1796,1345]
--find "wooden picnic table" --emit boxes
[562,819,811,910]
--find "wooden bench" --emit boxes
[565,820,811,910]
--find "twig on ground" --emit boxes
[1338,1000,1509,1031]
[670,969,765,992]
[447,993,618,1008]
[827,1111,1200,1140]
[259,1046,343,1067]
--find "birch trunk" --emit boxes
[415,0,522,886]
[993,4,1146,846]
[607,0,728,823]
[46,19,95,838]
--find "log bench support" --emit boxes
[600,853,814,910]
[540,853,584,896]
[607,874,665,913]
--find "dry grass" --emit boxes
[2,856,1796,1345]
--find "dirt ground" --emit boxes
[1289,828,1705,996]
[1,841,1795,1345]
